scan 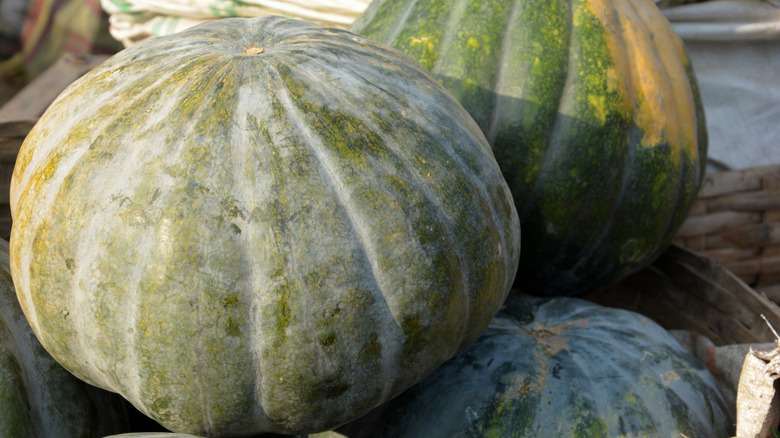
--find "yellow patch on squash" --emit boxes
[526,319,590,356]
[588,94,608,124]
[587,0,699,161]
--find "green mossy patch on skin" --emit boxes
[351,0,706,297]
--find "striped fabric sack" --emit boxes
[100,0,371,47]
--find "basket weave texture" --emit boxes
[674,165,780,300]
[586,243,780,347]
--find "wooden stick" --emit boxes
[699,247,762,260]
[673,235,707,252]
[761,314,780,341]
[722,255,780,278]
[703,222,780,249]
[700,165,780,198]
[705,191,780,213]
[687,198,707,216]
[763,173,780,192]
[677,211,761,237]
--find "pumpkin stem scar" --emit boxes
[243,46,265,55]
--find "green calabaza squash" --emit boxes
[8,16,520,437]
[328,294,734,437]
[0,238,131,437]
[351,0,706,296]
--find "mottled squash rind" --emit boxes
[334,294,734,437]
[350,0,706,296]
[9,16,520,436]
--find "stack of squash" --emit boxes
[2,0,734,436]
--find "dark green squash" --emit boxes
[351,0,707,296]
[8,16,520,436]
[330,294,734,437]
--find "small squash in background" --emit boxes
[8,16,520,437]
[331,294,735,437]
[351,0,707,296]
[0,238,131,437]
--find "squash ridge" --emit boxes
[431,0,471,77]
[387,0,421,45]
[529,0,577,220]
[485,0,522,145]
[265,67,403,406]
[226,66,270,431]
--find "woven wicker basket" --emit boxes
[674,165,780,301]
[586,242,780,346]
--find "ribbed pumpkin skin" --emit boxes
[334,294,734,437]
[0,239,130,437]
[351,0,707,296]
[8,16,520,436]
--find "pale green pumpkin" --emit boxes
[9,16,520,437]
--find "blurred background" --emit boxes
[0,0,371,111]
[0,0,122,107]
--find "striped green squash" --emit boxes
[332,294,734,437]
[351,0,707,296]
[9,16,520,437]
[0,238,131,437]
